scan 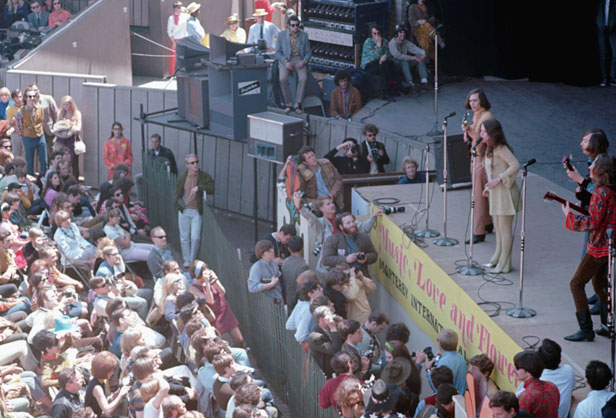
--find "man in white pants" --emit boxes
[174,154,215,268]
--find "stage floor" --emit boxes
[356,174,609,398]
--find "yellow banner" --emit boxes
[371,215,522,391]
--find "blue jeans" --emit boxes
[23,135,47,175]
[1,297,31,316]
[178,209,202,267]
[394,59,428,83]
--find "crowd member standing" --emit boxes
[574,360,615,418]
[563,153,616,341]
[513,351,560,418]
[31,83,58,159]
[15,86,47,175]
[480,119,521,274]
[247,9,280,52]
[55,95,82,178]
[294,145,344,209]
[360,124,390,173]
[416,329,467,394]
[103,122,133,180]
[220,14,246,43]
[173,153,215,268]
[462,88,494,244]
[167,1,188,75]
[6,89,24,158]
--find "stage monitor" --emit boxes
[434,134,471,187]
[209,34,248,65]
[176,37,209,73]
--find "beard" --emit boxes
[342,225,358,236]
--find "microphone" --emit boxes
[608,228,614,240]
[443,112,456,120]
[472,140,483,151]
[523,158,536,168]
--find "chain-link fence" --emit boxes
[142,153,338,418]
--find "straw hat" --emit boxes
[186,2,200,14]
[252,8,268,17]
[226,14,240,24]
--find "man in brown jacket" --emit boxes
[296,145,344,209]
[330,70,362,120]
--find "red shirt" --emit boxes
[518,378,560,418]
[318,374,353,410]
[566,186,616,257]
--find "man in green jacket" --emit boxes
[173,153,215,268]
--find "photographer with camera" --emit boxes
[415,328,467,394]
[308,306,343,378]
[360,124,390,173]
[248,240,283,304]
[324,138,370,175]
[90,273,150,322]
[322,212,378,279]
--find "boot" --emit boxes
[590,302,600,315]
[595,302,609,337]
[564,310,595,342]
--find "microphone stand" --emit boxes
[414,144,440,238]
[457,146,484,275]
[433,116,458,246]
[427,29,442,137]
[607,229,615,391]
[507,163,536,318]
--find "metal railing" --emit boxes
[142,153,338,418]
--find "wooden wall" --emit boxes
[1,70,428,222]
[129,0,149,27]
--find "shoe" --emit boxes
[465,234,485,244]
[588,294,598,304]
[595,302,609,337]
[485,223,494,234]
[600,79,607,87]
[482,262,495,268]
[491,266,511,274]
[564,310,595,341]
[610,79,616,87]
[590,302,600,315]
[400,81,413,88]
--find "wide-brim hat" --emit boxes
[186,2,201,14]
[365,379,399,413]
[53,315,80,335]
[381,357,412,386]
[227,14,240,24]
[253,8,268,17]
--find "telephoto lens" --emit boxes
[383,206,405,215]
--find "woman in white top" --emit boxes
[103,208,154,262]
[167,1,188,75]
[141,373,169,418]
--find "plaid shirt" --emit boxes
[566,186,616,258]
[519,378,560,418]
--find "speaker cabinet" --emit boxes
[434,134,472,187]
[177,73,209,128]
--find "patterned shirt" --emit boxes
[360,37,392,69]
[518,378,560,418]
[566,186,616,257]
[290,33,299,57]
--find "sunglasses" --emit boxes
[289,23,298,27]
[187,160,199,165]
[155,235,167,239]
[2,145,11,149]
[372,31,381,35]
[26,95,36,99]
[366,133,376,137]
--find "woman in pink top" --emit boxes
[48,0,71,29]
[103,122,133,180]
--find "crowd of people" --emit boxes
[1,0,73,32]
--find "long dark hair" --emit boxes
[109,121,123,139]
[464,88,491,111]
[41,171,61,199]
[591,153,616,189]
[482,118,512,155]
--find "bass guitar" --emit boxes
[543,191,589,216]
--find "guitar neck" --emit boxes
[544,192,589,216]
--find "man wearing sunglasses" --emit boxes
[173,154,214,268]
[274,15,311,115]
[27,0,49,31]
[146,226,174,280]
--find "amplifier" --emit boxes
[248,112,304,164]
[302,0,390,74]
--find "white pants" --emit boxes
[178,209,202,267]
[0,341,38,370]
[122,243,156,262]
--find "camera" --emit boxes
[423,346,435,361]
[349,144,359,155]
[260,278,272,284]
[362,349,374,359]
[357,252,366,261]
[370,148,380,161]
[384,206,405,215]
[313,241,323,256]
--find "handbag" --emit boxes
[74,134,86,155]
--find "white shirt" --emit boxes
[246,21,280,50]
[144,399,162,418]
[167,13,189,40]
[542,365,576,418]
[573,389,614,418]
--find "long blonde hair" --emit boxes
[121,327,143,356]
[158,273,182,313]
[58,95,81,123]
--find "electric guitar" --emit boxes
[543,191,589,216]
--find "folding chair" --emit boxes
[56,243,93,289]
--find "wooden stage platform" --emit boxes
[355,173,610,399]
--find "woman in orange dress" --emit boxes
[103,122,133,180]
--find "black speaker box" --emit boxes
[434,134,472,187]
